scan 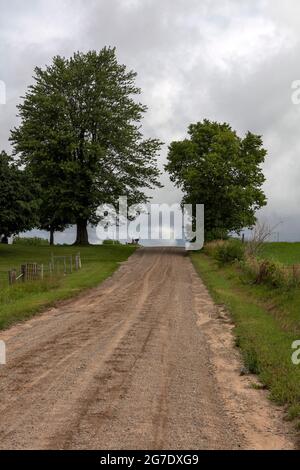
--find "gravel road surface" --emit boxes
[0,248,295,449]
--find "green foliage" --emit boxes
[205,240,300,290]
[253,259,286,288]
[243,348,260,375]
[0,151,40,237]
[11,48,162,244]
[205,228,229,242]
[286,404,300,421]
[203,240,226,257]
[13,236,49,246]
[213,239,245,265]
[241,256,299,290]
[165,119,267,240]
[102,239,121,245]
[191,252,300,423]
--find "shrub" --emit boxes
[205,228,229,242]
[214,240,245,265]
[203,240,226,258]
[13,236,49,246]
[255,259,285,287]
[241,256,300,289]
[206,238,300,290]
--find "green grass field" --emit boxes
[260,242,300,265]
[191,250,300,427]
[0,244,136,330]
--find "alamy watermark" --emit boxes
[291,340,300,365]
[0,341,6,365]
[0,80,6,105]
[96,197,204,250]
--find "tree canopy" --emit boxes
[165,119,267,240]
[11,48,162,244]
[0,151,40,239]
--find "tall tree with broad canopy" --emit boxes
[11,48,162,244]
[165,119,267,240]
[0,151,40,239]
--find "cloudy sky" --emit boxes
[1,0,300,242]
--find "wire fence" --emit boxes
[5,253,82,288]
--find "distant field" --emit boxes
[260,242,300,265]
[0,244,136,330]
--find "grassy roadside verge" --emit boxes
[0,244,136,330]
[191,252,300,425]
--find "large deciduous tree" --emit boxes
[11,48,161,244]
[0,151,40,239]
[165,120,267,240]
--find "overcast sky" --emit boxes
[1,0,300,242]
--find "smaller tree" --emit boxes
[0,151,40,239]
[165,119,267,240]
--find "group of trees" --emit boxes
[1,48,161,244]
[0,48,267,245]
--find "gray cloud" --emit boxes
[1,0,300,241]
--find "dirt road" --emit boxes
[0,248,295,449]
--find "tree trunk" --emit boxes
[49,228,54,246]
[1,234,8,244]
[75,220,89,245]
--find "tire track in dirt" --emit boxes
[0,248,295,449]
[0,250,163,447]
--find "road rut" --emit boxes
[0,248,295,449]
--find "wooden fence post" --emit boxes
[40,264,44,280]
[33,263,38,280]
[70,256,73,273]
[8,269,16,285]
[21,264,27,282]
[75,254,82,270]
